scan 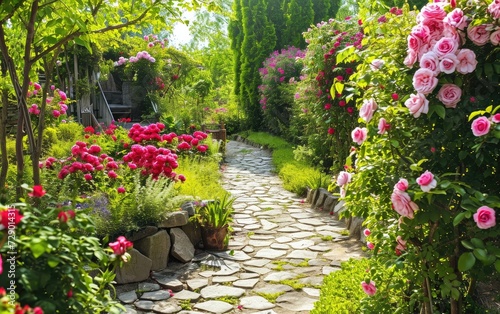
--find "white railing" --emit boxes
[95,80,115,126]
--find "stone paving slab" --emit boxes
[115,140,365,314]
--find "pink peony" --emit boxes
[377,118,391,134]
[359,98,378,123]
[471,116,491,136]
[456,49,478,74]
[437,84,462,108]
[443,8,468,30]
[391,190,418,219]
[394,178,409,192]
[419,51,440,74]
[439,53,459,74]
[412,68,438,95]
[117,186,126,193]
[351,127,368,145]
[416,170,437,192]
[432,36,459,57]
[488,0,500,19]
[405,93,429,118]
[361,281,377,296]
[467,24,491,46]
[473,206,496,229]
[336,171,352,186]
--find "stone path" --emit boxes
[117,140,365,314]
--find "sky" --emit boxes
[168,11,195,48]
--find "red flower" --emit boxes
[67,289,73,298]
[28,185,46,198]
[57,211,69,223]
[328,127,335,135]
[84,126,95,134]
[391,93,399,101]
[117,186,126,193]
[109,236,133,256]
[0,209,23,230]
[178,174,186,182]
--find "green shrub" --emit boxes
[175,156,226,200]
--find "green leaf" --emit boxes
[390,139,399,148]
[473,248,488,262]
[484,63,494,78]
[47,255,60,268]
[468,110,486,121]
[453,212,466,226]
[458,252,476,271]
[440,180,451,188]
[471,238,485,249]
[434,105,446,119]
[31,242,47,258]
[461,240,474,250]
[495,260,500,272]
[334,81,344,95]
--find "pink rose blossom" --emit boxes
[404,49,418,67]
[394,178,409,192]
[456,49,478,74]
[488,0,500,19]
[432,37,459,57]
[443,8,468,30]
[361,281,377,296]
[492,113,500,123]
[52,110,61,118]
[412,68,438,95]
[336,171,352,186]
[490,29,500,45]
[109,236,133,256]
[416,170,437,192]
[473,206,496,229]
[437,84,462,108]
[395,236,407,252]
[117,186,126,193]
[467,24,491,46]
[363,229,371,237]
[370,59,385,70]
[422,18,445,43]
[359,98,378,123]
[411,24,431,44]
[351,127,368,145]
[471,116,491,136]
[377,118,391,134]
[439,53,459,74]
[419,51,440,74]
[405,93,429,118]
[420,3,447,21]
[367,242,375,250]
[391,190,418,219]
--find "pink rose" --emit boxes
[473,206,496,229]
[361,280,377,296]
[443,8,468,30]
[405,93,429,118]
[488,0,500,19]
[432,37,459,57]
[363,229,371,237]
[394,178,409,192]
[456,49,477,74]
[412,68,438,95]
[337,171,352,186]
[395,236,407,252]
[471,116,491,136]
[407,33,423,53]
[411,24,431,44]
[404,49,418,67]
[490,29,500,45]
[351,127,368,145]
[367,242,375,250]
[109,236,133,256]
[420,3,447,21]
[422,18,445,43]
[391,190,419,219]
[359,98,378,123]
[467,24,491,46]
[437,84,462,108]
[377,118,391,134]
[492,113,500,123]
[416,170,437,192]
[439,53,459,74]
[419,51,440,74]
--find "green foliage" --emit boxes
[0,196,122,313]
[175,156,226,200]
[195,193,235,228]
[255,291,285,303]
[284,0,314,49]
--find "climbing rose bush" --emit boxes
[332,0,500,312]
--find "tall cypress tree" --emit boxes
[267,0,286,50]
[284,0,314,49]
[229,0,244,97]
[239,0,276,130]
[312,0,331,23]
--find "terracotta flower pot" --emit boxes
[200,225,228,251]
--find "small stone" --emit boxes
[212,276,239,283]
[115,249,152,284]
[200,285,245,299]
[303,287,320,297]
[194,300,233,314]
[286,250,318,259]
[270,243,289,250]
[118,290,137,304]
[322,266,341,275]
[186,278,209,291]
[276,292,316,311]
[158,211,189,228]
[121,305,137,314]
[289,239,315,250]
[276,227,299,233]
[308,259,329,266]
[289,231,316,239]
[248,239,274,247]
[134,300,155,311]
[233,278,259,289]
[239,272,260,279]
[309,244,332,252]
[254,284,293,294]
[243,259,271,267]
[275,236,292,243]
[297,218,325,226]
[254,248,286,259]
[239,296,275,310]
[172,289,201,301]
[263,271,297,282]
[210,250,252,261]
[242,246,254,253]
[152,274,184,292]
[140,290,171,301]
[138,282,160,292]
[151,301,182,314]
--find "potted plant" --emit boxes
[194,193,235,251]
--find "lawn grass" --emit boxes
[241,132,326,196]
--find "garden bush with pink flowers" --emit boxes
[322,0,500,312]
